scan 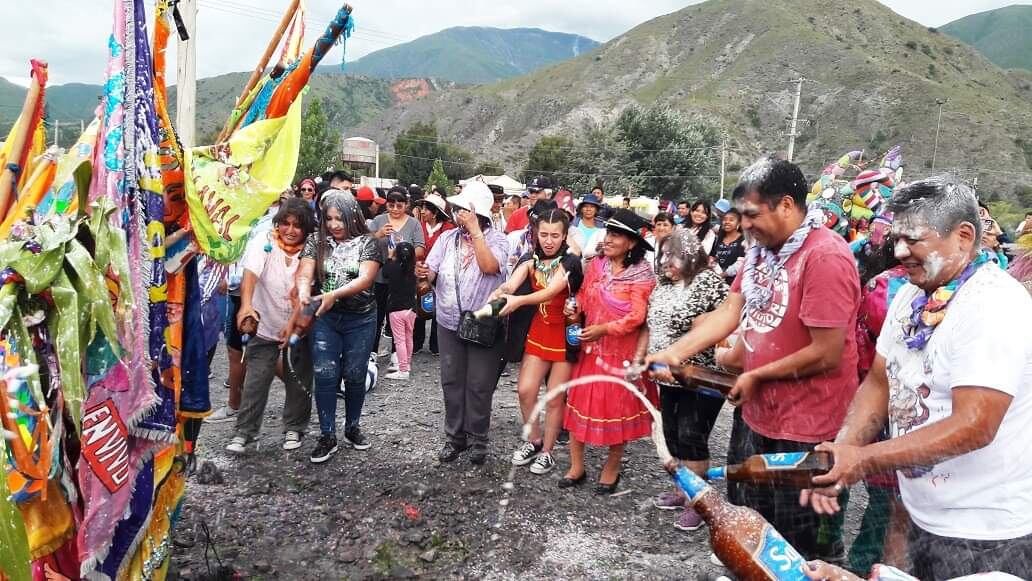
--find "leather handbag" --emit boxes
[452,236,501,347]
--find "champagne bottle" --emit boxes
[289,297,322,346]
[669,464,809,580]
[473,297,507,319]
[706,451,833,488]
[564,296,583,354]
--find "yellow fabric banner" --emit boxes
[183,91,304,263]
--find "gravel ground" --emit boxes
[169,340,866,580]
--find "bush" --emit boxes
[905,40,917,50]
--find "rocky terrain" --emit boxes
[169,341,866,580]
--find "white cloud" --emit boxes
[1,0,1029,86]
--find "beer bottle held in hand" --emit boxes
[289,297,322,346]
[706,452,833,488]
[416,279,435,320]
[564,296,583,356]
[648,363,736,397]
[473,297,507,319]
[669,465,809,580]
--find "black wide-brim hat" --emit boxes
[605,208,654,251]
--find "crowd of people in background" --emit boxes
[201,161,1032,580]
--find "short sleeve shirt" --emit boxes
[241,239,302,340]
[731,226,861,442]
[300,233,382,314]
[371,214,425,283]
[876,265,1032,540]
[425,229,509,331]
[647,269,729,384]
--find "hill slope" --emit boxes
[353,0,1032,198]
[941,5,1032,71]
[326,27,600,84]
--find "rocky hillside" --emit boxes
[325,27,600,84]
[353,0,1032,198]
[942,5,1032,72]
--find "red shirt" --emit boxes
[731,226,860,443]
[422,220,455,254]
[504,206,530,234]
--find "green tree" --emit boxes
[565,121,636,195]
[442,144,474,183]
[394,122,444,187]
[523,136,573,183]
[295,98,337,183]
[426,159,451,194]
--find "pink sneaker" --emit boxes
[653,491,687,511]
[673,508,705,531]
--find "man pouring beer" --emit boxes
[800,177,1032,580]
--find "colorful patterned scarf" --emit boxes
[903,251,990,350]
[740,208,824,330]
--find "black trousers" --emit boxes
[726,409,846,561]
[372,282,393,352]
[909,522,1032,580]
[413,317,439,353]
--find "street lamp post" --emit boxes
[931,98,948,171]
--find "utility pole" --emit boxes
[931,98,948,171]
[786,77,804,162]
[176,0,198,148]
[80,119,85,134]
[719,135,727,200]
[53,120,59,147]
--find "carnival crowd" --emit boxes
[204,159,1032,581]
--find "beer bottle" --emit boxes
[706,451,833,488]
[416,279,435,320]
[668,464,809,580]
[648,363,736,397]
[473,297,507,319]
[564,296,583,356]
[239,313,259,363]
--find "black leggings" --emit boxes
[659,385,724,461]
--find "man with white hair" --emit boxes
[803,177,1032,580]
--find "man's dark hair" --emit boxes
[505,194,522,206]
[653,212,674,225]
[677,200,690,209]
[622,196,631,203]
[734,157,808,209]
[330,170,353,185]
[273,197,316,236]
[887,176,982,240]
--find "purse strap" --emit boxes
[452,233,464,313]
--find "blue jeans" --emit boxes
[311,309,376,435]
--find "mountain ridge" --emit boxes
[941,5,1032,72]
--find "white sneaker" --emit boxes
[384,371,410,381]
[387,353,399,372]
[225,436,257,454]
[205,406,238,423]
[710,552,725,567]
[283,430,303,450]
[511,441,541,466]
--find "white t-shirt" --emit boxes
[876,265,1032,540]
[241,237,302,341]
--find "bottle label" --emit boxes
[566,323,582,347]
[705,466,727,481]
[421,292,435,313]
[760,452,809,470]
[671,466,709,503]
[753,525,807,581]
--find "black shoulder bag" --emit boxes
[453,234,502,347]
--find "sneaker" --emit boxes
[653,491,687,511]
[384,370,410,381]
[343,427,371,450]
[556,430,570,445]
[529,451,556,475]
[511,441,542,466]
[388,352,399,372]
[710,552,725,567]
[673,508,705,531]
[283,430,303,451]
[437,441,468,463]
[205,405,237,424]
[225,436,257,454]
[470,447,488,465]
[310,434,338,463]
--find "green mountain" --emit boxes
[941,5,1032,71]
[323,27,600,84]
[354,0,1032,200]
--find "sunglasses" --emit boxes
[300,188,315,192]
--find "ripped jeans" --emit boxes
[311,309,376,436]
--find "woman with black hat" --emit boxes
[560,209,657,494]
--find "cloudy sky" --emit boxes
[1,0,1029,86]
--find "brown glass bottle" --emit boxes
[706,451,833,488]
[651,363,737,397]
[670,464,809,580]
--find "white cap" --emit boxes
[447,181,493,219]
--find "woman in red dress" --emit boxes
[561,209,657,494]
[492,209,584,476]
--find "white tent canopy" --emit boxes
[460,174,525,196]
